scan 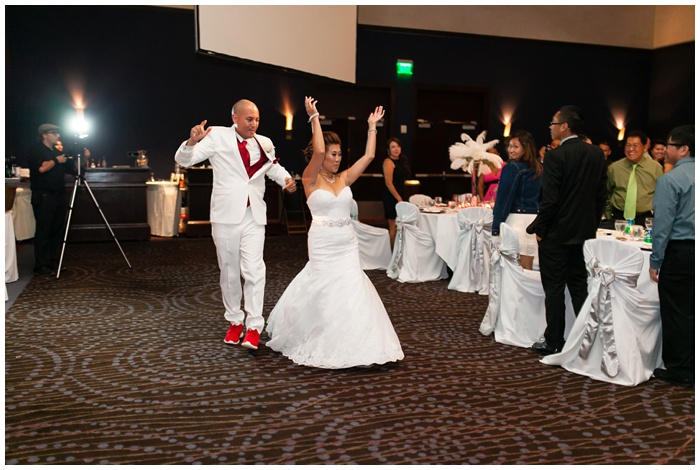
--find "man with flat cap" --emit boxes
[27,123,72,275]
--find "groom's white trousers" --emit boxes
[212,207,266,332]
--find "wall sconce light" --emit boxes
[617,127,625,141]
[503,121,511,138]
[284,113,293,140]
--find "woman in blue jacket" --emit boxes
[492,130,542,270]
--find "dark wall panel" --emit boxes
[5,7,694,185]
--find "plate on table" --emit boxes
[420,207,443,213]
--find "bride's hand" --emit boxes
[305,96,319,117]
[367,106,385,125]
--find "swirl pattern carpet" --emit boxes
[4,236,694,464]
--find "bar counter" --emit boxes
[64,167,150,242]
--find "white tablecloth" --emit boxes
[146,182,182,237]
[6,211,19,285]
[11,184,35,241]
[417,210,458,268]
[418,208,491,270]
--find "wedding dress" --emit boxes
[266,186,404,369]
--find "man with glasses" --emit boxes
[526,105,608,355]
[603,130,663,228]
[27,124,73,275]
[649,124,695,389]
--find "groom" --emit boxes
[175,99,297,350]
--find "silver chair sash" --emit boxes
[460,219,485,286]
[479,239,519,336]
[577,256,634,378]
[387,220,406,278]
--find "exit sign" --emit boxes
[396,59,413,76]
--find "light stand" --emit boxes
[56,140,132,279]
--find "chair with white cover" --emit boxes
[387,202,448,283]
[349,199,392,271]
[408,194,432,206]
[480,223,575,348]
[541,238,662,386]
[448,207,493,294]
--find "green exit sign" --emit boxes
[396,60,413,76]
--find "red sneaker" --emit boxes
[224,323,244,344]
[241,329,260,350]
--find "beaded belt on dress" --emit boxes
[312,217,351,227]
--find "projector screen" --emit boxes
[196,5,357,83]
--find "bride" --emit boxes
[265,97,404,369]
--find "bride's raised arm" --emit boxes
[345,106,385,186]
[301,97,326,190]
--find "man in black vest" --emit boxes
[526,106,608,355]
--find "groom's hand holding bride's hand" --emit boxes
[283,177,297,193]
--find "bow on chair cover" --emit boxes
[449,207,493,294]
[387,202,447,283]
[542,238,663,386]
[578,257,621,377]
[350,199,392,271]
[480,222,519,336]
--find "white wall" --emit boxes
[357,5,693,50]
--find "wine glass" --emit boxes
[435,196,442,206]
[631,225,644,241]
[427,198,436,208]
[645,217,653,231]
[614,219,626,238]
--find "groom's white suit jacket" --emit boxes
[175,125,292,225]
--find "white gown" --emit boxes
[266,186,404,369]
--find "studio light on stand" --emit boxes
[56,119,132,279]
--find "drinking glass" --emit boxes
[631,225,644,241]
[447,201,457,210]
[614,219,626,237]
[428,198,436,208]
[435,196,442,205]
[644,217,653,231]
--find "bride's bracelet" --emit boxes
[308,113,319,122]
[368,129,377,133]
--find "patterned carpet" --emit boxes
[4,236,694,464]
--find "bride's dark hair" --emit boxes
[303,131,341,162]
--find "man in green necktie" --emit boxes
[602,130,663,227]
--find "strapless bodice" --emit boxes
[306,186,353,221]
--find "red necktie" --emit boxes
[238,140,251,168]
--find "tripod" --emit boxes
[56,154,132,279]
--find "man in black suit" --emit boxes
[526,106,608,355]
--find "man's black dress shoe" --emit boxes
[33,266,54,275]
[654,368,694,389]
[531,341,562,356]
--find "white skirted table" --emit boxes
[417,207,492,270]
[146,181,182,237]
[11,183,35,241]
[5,211,19,300]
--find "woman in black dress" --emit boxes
[382,137,411,248]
